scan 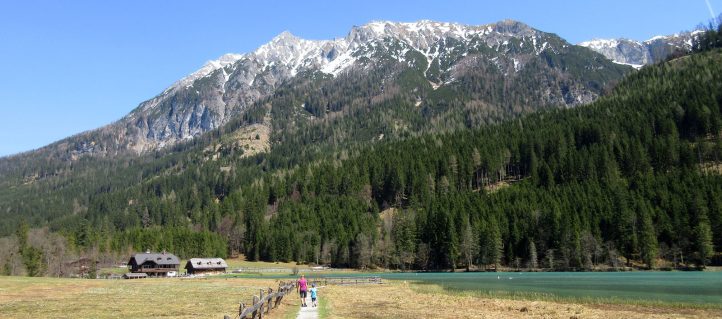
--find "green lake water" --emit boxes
[257,272,722,306]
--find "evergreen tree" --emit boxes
[640,210,659,269]
[695,219,714,267]
[460,218,478,270]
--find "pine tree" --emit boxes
[695,219,714,267]
[15,222,45,277]
[486,221,503,269]
[21,247,44,277]
[640,211,658,269]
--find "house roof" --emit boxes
[185,258,228,269]
[129,252,180,266]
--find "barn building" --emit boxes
[127,251,180,277]
[185,258,228,275]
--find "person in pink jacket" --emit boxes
[297,274,308,307]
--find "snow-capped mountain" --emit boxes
[579,30,703,68]
[35,19,631,158]
[173,20,542,82]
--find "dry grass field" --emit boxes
[320,280,722,319]
[0,276,298,319]
[4,274,721,319]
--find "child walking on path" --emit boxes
[310,283,318,307]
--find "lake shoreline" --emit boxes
[267,271,722,309]
[356,264,722,273]
[320,279,722,318]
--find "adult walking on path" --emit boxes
[297,274,308,307]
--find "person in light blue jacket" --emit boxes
[310,283,318,307]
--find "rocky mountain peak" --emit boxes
[41,19,626,158]
[579,30,704,67]
[492,19,534,36]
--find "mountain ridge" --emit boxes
[578,30,703,67]
[6,19,627,161]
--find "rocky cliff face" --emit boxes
[579,30,702,67]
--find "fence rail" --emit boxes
[232,267,293,273]
[231,267,331,273]
[310,276,382,286]
[224,281,295,319]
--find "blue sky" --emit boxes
[0,0,719,157]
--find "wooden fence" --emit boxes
[231,267,331,273]
[224,281,295,319]
[310,276,382,286]
[231,267,293,273]
[222,277,382,318]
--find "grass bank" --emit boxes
[413,282,722,310]
[319,280,722,319]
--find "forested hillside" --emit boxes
[1,23,721,276]
[250,47,722,270]
[0,22,631,240]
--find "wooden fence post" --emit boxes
[258,289,264,319]
[228,284,302,319]
[252,295,259,319]
[265,287,273,314]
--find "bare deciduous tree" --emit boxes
[546,249,555,270]
[527,240,538,269]
[416,242,430,270]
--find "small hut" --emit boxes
[185,258,228,275]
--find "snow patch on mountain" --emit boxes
[170,53,244,92]
[579,30,702,66]
[115,19,593,154]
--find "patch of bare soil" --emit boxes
[230,123,271,158]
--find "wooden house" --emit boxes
[185,258,228,275]
[127,251,180,277]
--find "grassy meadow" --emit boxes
[3,270,722,319]
[0,276,298,319]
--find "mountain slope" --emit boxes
[237,48,722,268]
[0,19,634,235]
[3,46,720,271]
